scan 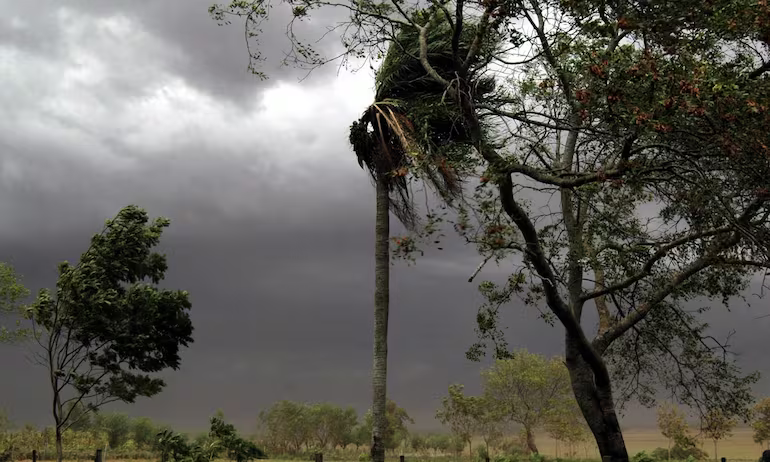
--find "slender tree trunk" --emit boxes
[371,178,389,462]
[713,440,717,462]
[565,335,629,462]
[525,427,538,455]
[55,428,63,462]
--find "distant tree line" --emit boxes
[0,405,168,461]
[256,400,414,455]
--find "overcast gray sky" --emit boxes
[0,0,768,435]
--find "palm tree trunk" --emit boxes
[371,177,390,462]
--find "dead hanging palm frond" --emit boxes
[349,8,501,229]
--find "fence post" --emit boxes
[400,456,405,462]
[95,449,103,462]
[314,453,322,462]
[721,458,726,462]
[485,457,490,462]
[32,450,37,462]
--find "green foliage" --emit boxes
[63,403,93,433]
[482,350,575,453]
[132,417,158,449]
[218,0,770,457]
[363,399,414,452]
[656,403,688,451]
[631,451,656,462]
[476,444,490,462]
[753,398,770,447]
[307,403,358,450]
[16,205,194,459]
[435,384,481,454]
[650,445,708,461]
[259,400,312,454]
[156,415,266,462]
[0,262,30,343]
[209,416,267,462]
[157,429,191,462]
[528,453,545,462]
[96,412,132,449]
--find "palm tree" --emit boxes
[347,11,500,462]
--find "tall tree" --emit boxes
[6,206,194,462]
[482,351,574,454]
[212,0,770,460]
[346,21,490,459]
[753,398,770,449]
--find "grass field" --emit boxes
[14,427,768,462]
[517,426,766,460]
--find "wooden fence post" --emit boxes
[32,450,37,462]
[314,453,322,462]
[400,456,405,462]
[95,449,103,462]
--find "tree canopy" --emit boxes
[7,205,194,462]
[482,351,574,454]
[211,0,770,459]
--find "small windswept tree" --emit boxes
[7,205,194,462]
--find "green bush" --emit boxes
[650,444,708,461]
[631,450,656,462]
[528,453,545,462]
[476,445,490,462]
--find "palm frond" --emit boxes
[349,7,502,229]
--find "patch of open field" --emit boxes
[529,426,765,460]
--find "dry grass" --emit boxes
[16,428,768,462]
[524,426,765,460]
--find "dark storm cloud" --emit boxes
[0,0,360,109]
[0,145,554,432]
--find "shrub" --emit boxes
[528,453,545,462]
[632,451,657,462]
[477,445,490,462]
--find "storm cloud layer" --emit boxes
[0,0,768,434]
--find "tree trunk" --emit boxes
[713,440,717,462]
[525,427,538,455]
[55,428,63,462]
[370,178,390,462]
[565,334,629,462]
